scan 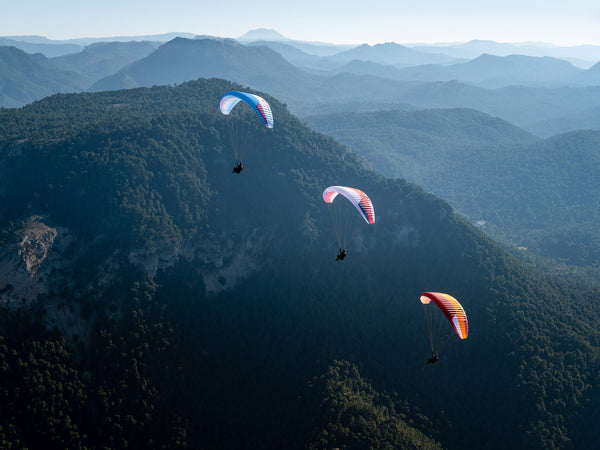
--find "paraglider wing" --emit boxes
[322,186,375,225]
[420,292,468,339]
[219,91,274,129]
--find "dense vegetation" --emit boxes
[304,108,600,284]
[303,361,442,449]
[1,79,600,449]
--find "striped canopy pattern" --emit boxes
[420,292,469,339]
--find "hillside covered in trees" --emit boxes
[304,108,600,284]
[1,79,600,449]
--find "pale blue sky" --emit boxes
[3,0,599,46]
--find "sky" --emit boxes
[3,0,600,46]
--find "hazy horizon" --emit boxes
[5,29,600,51]
[3,0,600,47]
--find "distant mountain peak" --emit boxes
[466,39,497,44]
[237,28,289,42]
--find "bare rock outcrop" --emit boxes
[18,216,58,276]
[0,216,71,309]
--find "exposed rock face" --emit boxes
[18,216,58,276]
[0,216,71,310]
[128,238,193,276]
[1,214,270,352]
[196,228,269,296]
[1,216,270,309]
[127,227,271,297]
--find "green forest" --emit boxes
[1,79,600,449]
[304,108,600,284]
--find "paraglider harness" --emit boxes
[232,161,244,174]
[336,249,347,261]
[427,353,439,364]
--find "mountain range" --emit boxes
[0,32,195,56]
[320,42,463,67]
[378,53,583,88]
[87,37,600,132]
[89,37,310,92]
[1,79,600,449]
[238,30,600,68]
[6,30,600,66]
[410,39,600,68]
[323,53,596,90]
[0,36,82,58]
[1,32,599,137]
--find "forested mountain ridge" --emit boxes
[303,108,600,283]
[0,46,88,108]
[89,37,312,93]
[303,107,539,187]
[50,41,160,84]
[0,79,599,449]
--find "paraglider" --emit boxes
[219,91,273,173]
[420,292,468,363]
[322,186,375,261]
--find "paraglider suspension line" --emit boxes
[423,304,435,355]
[223,115,240,162]
[327,204,343,251]
[348,219,366,246]
[241,126,266,161]
[423,304,459,356]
